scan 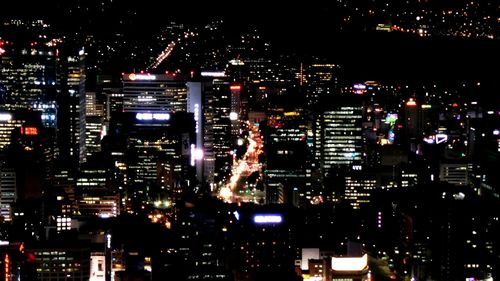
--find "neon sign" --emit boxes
[253,214,283,224]
[21,127,38,135]
[135,113,170,121]
[128,73,156,81]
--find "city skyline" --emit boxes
[0,1,499,281]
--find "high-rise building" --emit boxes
[229,208,297,280]
[0,39,57,114]
[314,97,363,178]
[304,63,339,108]
[120,112,195,210]
[56,52,85,168]
[0,167,16,222]
[201,75,232,184]
[122,73,187,113]
[0,112,27,150]
[265,113,312,206]
[187,82,204,183]
[344,174,377,209]
[76,160,118,218]
[79,92,105,163]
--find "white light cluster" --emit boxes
[136,113,170,121]
[253,214,283,224]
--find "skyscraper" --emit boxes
[122,73,187,113]
[79,92,105,163]
[0,39,57,113]
[314,97,363,179]
[56,52,85,169]
[0,167,16,222]
[304,63,339,108]
[200,75,232,184]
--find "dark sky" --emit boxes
[2,0,499,84]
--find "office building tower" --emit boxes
[201,76,232,184]
[79,92,105,163]
[122,73,187,113]
[0,39,57,113]
[230,84,242,139]
[439,162,471,186]
[0,112,26,150]
[176,205,231,281]
[265,114,311,206]
[314,97,363,178]
[76,160,118,218]
[103,88,123,122]
[57,52,85,168]
[187,82,203,183]
[230,208,296,280]
[0,167,16,222]
[304,63,339,108]
[344,174,377,209]
[31,244,91,280]
[122,112,195,209]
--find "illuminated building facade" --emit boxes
[75,160,118,218]
[201,77,232,183]
[187,82,204,183]
[0,112,25,150]
[315,100,363,178]
[265,116,312,206]
[304,63,339,108]
[344,175,377,209]
[230,84,242,139]
[0,40,57,114]
[32,247,90,280]
[79,92,104,163]
[122,73,187,113]
[230,210,296,280]
[123,112,195,207]
[0,167,16,222]
[57,53,85,168]
[439,162,471,186]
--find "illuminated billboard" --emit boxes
[127,73,156,81]
[331,254,368,271]
[253,214,283,224]
[21,127,38,136]
[135,113,170,121]
[200,71,226,77]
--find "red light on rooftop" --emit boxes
[452,103,458,107]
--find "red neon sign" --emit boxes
[21,127,38,136]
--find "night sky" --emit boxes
[2,0,499,85]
